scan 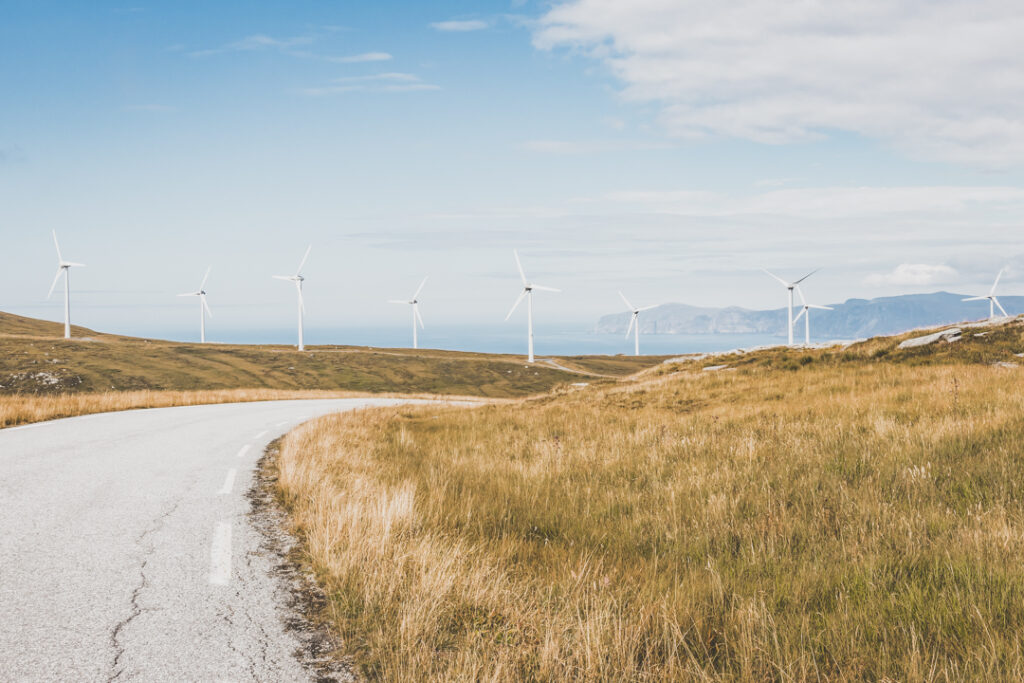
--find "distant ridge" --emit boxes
[595,292,1024,339]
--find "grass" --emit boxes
[0,311,667,426]
[275,318,1024,681]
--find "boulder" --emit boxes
[897,328,962,349]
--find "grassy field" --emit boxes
[0,312,667,426]
[275,318,1024,681]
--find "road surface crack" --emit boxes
[107,498,182,682]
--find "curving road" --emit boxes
[0,398,410,682]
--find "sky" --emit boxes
[2,0,1024,342]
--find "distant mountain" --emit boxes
[595,292,1024,339]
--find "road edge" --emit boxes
[247,438,357,683]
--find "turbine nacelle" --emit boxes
[963,268,1009,319]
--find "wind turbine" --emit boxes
[273,245,311,351]
[619,291,660,356]
[963,268,1009,320]
[47,230,85,339]
[762,268,819,346]
[505,250,560,363]
[178,267,213,343]
[389,277,428,349]
[792,286,833,346]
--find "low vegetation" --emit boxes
[0,311,666,427]
[275,318,1024,681]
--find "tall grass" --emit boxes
[0,388,451,428]
[276,359,1024,681]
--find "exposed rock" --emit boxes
[897,328,962,349]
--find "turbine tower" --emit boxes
[762,268,819,346]
[505,250,560,363]
[47,230,85,339]
[792,286,833,346]
[389,277,428,349]
[963,268,1009,320]
[273,245,311,351]
[178,267,213,343]
[619,291,660,356]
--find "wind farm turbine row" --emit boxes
[41,234,1015,358]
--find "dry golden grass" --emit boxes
[0,388,491,429]
[276,340,1024,681]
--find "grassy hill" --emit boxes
[0,312,666,399]
[276,316,1024,680]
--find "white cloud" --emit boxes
[189,34,313,57]
[329,52,393,63]
[864,264,960,286]
[534,1,1024,167]
[301,73,440,96]
[431,20,489,32]
[521,139,672,154]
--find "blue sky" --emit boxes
[2,0,1024,341]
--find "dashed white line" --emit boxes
[209,521,232,586]
[235,444,250,459]
[275,421,288,428]
[253,430,268,439]
[218,469,237,495]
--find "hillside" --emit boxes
[0,312,666,398]
[596,291,1024,339]
[276,316,1024,680]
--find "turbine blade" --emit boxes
[795,285,807,306]
[513,249,527,285]
[272,275,292,281]
[505,289,527,321]
[177,292,199,297]
[47,268,63,299]
[793,268,820,285]
[638,304,660,312]
[200,266,211,290]
[963,296,987,302]
[761,268,789,287]
[808,304,834,310]
[52,230,63,263]
[994,297,1008,317]
[413,276,428,300]
[296,244,312,275]
[626,313,636,339]
[65,262,85,268]
[793,308,807,323]
[202,294,213,318]
[415,304,425,329]
[619,291,635,311]
[991,268,1005,295]
[531,284,560,292]
[387,299,408,305]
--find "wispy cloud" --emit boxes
[189,34,313,57]
[535,0,1024,168]
[864,264,960,287]
[521,139,672,154]
[430,19,489,32]
[327,52,393,63]
[301,72,440,96]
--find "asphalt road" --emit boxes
[0,398,409,682]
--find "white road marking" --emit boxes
[235,444,250,458]
[209,521,232,586]
[218,469,237,495]
[253,430,267,439]
[274,421,288,428]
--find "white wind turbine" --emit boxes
[273,245,311,351]
[792,286,833,346]
[619,291,660,356]
[963,268,1009,320]
[47,230,85,339]
[505,250,560,363]
[762,268,819,346]
[389,277,428,349]
[178,267,213,343]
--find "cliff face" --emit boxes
[595,292,1024,338]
